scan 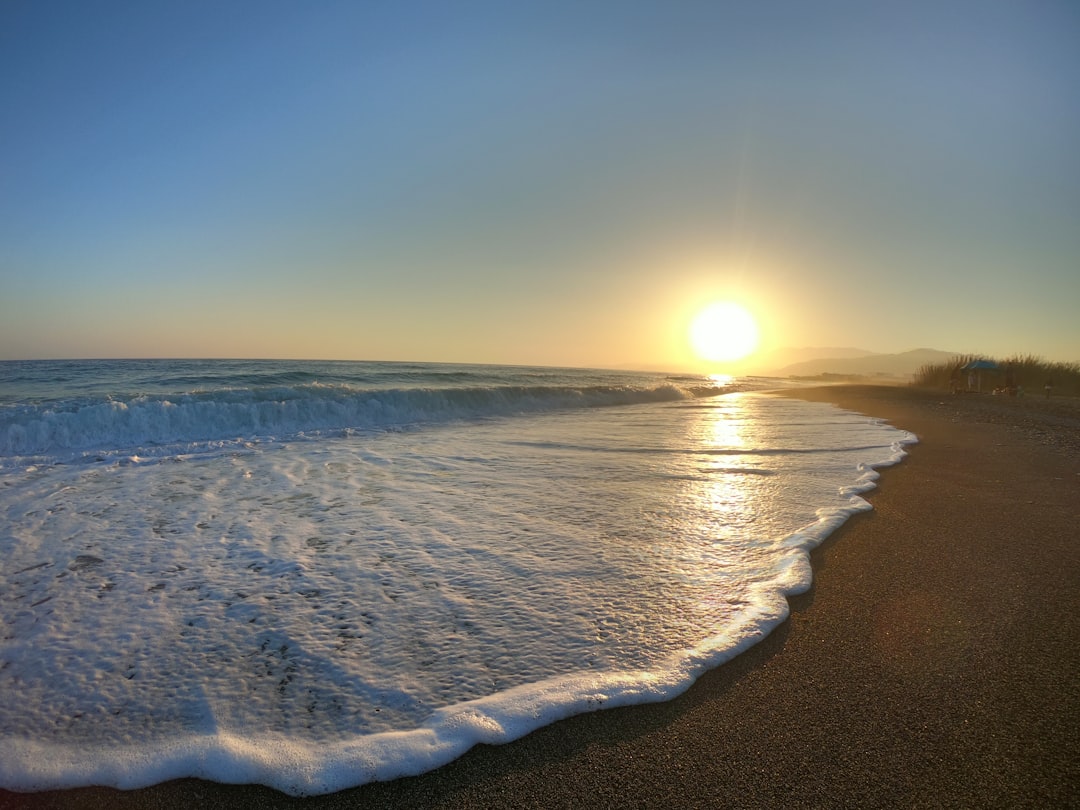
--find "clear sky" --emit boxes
[2,1,1078,370]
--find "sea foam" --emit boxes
[0,362,915,796]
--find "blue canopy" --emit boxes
[962,359,1001,371]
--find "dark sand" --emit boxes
[5,386,1079,809]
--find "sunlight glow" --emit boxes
[689,302,760,363]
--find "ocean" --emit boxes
[0,360,915,796]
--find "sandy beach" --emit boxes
[4,385,1079,809]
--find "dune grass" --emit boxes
[914,354,1080,397]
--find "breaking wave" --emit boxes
[1,381,719,461]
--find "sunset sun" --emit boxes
[689,302,760,363]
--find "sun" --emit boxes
[689,302,760,363]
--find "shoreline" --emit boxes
[4,385,1079,808]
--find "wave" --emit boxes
[1,381,719,460]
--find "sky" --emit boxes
[2,1,1078,370]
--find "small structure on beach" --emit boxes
[961,359,1001,393]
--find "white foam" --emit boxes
[0,392,915,796]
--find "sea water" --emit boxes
[0,360,915,796]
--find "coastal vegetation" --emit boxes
[914,354,1080,397]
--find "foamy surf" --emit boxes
[0,361,915,796]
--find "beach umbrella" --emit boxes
[961,359,1001,391]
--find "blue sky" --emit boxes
[2,1,1078,368]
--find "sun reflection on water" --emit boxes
[688,395,759,533]
[655,393,780,649]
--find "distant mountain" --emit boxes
[752,346,875,373]
[764,348,958,379]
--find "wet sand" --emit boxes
[5,385,1079,809]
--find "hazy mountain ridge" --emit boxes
[752,346,876,371]
[757,348,958,378]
